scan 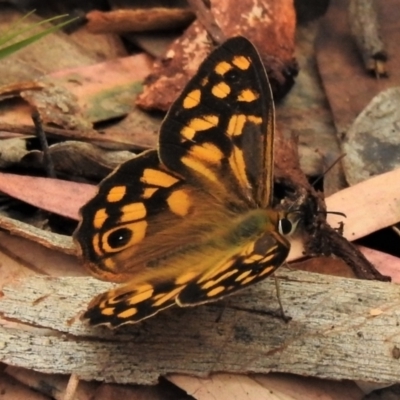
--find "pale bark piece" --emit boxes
[21,84,90,131]
[169,372,364,400]
[0,138,28,168]
[0,270,400,385]
[169,374,273,400]
[0,231,82,281]
[0,215,76,255]
[325,167,400,241]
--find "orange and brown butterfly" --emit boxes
[73,36,295,328]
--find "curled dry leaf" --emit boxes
[137,0,297,111]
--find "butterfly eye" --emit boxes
[107,228,132,249]
[278,217,293,236]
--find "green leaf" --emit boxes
[0,11,79,60]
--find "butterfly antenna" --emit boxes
[319,210,347,218]
[311,153,347,188]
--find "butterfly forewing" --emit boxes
[159,36,275,208]
[74,36,291,328]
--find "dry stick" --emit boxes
[32,111,56,179]
[186,0,225,44]
[2,271,400,385]
[348,0,387,76]
[0,122,139,150]
[62,373,80,400]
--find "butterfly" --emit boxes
[73,36,295,328]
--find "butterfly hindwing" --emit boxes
[178,230,289,306]
[83,226,289,328]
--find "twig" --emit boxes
[62,374,80,400]
[32,111,56,178]
[186,0,225,44]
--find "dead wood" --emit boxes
[0,270,399,385]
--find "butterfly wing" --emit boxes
[74,149,191,282]
[75,36,289,328]
[159,36,275,209]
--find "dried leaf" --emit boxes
[86,9,195,33]
[0,173,96,220]
[1,271,400,384]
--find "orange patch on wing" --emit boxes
[207,286,226,297]
[215,61,233,75]
[93,208,108,229]
[119,202,146,222]
[117,307,138,319]
[106,186,126,202]
[232,55,250,70]
[238,89,259,102]
[167,189,192,216]
[181,115,219,141]
[183,89,201,109]
[212,81,231,98]
[141,168,179,187]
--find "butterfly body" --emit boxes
[74,36,293,328]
